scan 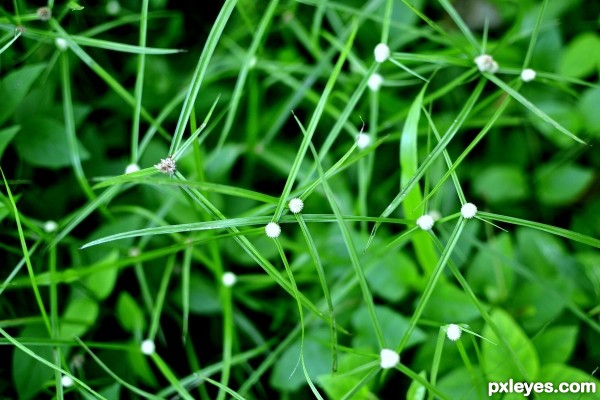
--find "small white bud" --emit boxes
[460,203,478,219]
[55,38,68,51]
[125,163,140,174]
[520,68,536,82]
[416,215,434,231]
[428,210,442,221]
[474,54,499,74]
[154,156,176,175]
[106,0,121,15]
[128,247,141,257]
[61,375,74,387]
[140,339,155,355]
[265,222,281,238]
[222,272,237,287]
[288,198,304,214]
[43,220,58,233]
[356,133,371,149]
[379,348,400,369]
[374,43,390,63]
[36,7,52,21]
[367,73,384,92]
[446,324,462,341]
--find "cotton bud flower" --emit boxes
[55,38,68,51]
[474,54,499,74]
[61,375,74,387]
[520,68,536,82]
[446,324,462,341]
[288,198,304,214]
[43,220,58,233]
[265,222,281,238]
[125,163,140,174]
[37,7,52,21]
[460,203,478,219]
[106,1,121,15]
[356,133,371,149]
[154,156,176,175]
[379,348,400,369]
[368,73,384,92]
[374,43,390,63]
[222,272,237,287]
[416,215,434,231]
[141,339,155,355]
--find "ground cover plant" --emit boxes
[0,0,599,398]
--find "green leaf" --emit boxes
[0,125,20,159]
[83,250,119,300]
[0,64,46,125]
[318,354,377,400]
[365,250,418,303]
[578,86,600,135]
[12,324,53,400]
[407,370,428,400]
[482,308,539,382]
[558,32,600,78]
[172,273,221,315]
[533,326,578,364]
[421,282,481,323]
[270,329,331,392]
[116,292,146,334]
[536,364,600,399]
[436,367,485,400]
[535,163,594,206]
[68,1,85,10]
[472,165,529,203]
[13,117,90,169]
[351,305,426,350]
[60,295,99,339]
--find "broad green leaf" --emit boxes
[578,87,600,135]
[482,308,539,382]
[536,364,600,399]
[472,165,529,203]
[558,32,600,78]
[270,329,331,392]
[365,250,419,303]
[12,324,52,400]
[436,367,485,400]
[0,64,46,125]
[0,125,20,159]
[172,273,220,315]
[421,282,481,323]
[116,292,146,334]
[13,117,90,168]
[60,295,99,339]
[535,163,594,206]
[467,233,515,302]
[533,326,578,364]
[83,250,119,300]
[318,353,377,400]
[351,305,426,350]
[512,280,567,333]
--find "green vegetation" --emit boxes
[1,0,598,399]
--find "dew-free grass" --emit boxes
[0,0,599,399]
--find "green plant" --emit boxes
[1,0,599,399]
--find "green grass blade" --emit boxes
[151,353,195,400]
[148,254,176,341]
[272,21,358,221]
[168,0,237,155]
[0,29,20,54]
[368,78,486,248]
[130,0,149,163]
[437,0,480,53]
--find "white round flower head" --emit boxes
[379,348,400,369]
[288,198,304,214]
[374,43,390,63]
[141,339,155,355]
[446,324,462,341]
[368,73,384,92]
[222,272,237,287]
[55,38,68,51]
[521,68,536,82]
[61,375,74,388]
[154,156,176,175]
[356,133,371,150]
[474,54,499,74]
[265,222,281,238]
[125,163,140,174]
[461,203,478,219]
[43,220,58,233]
[106,0,121,15]
[416,215,434,231]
